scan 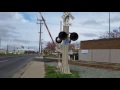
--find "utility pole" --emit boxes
[119,27,120,32]
[41,39,43,55]
[7,44,8,54]
[41,42,42,54]
[37,19,43,56]
[0,36,1,49]
[60,21,62,32]
[109,12,111,39]
[61,12,74,74]
[14,45,15,53]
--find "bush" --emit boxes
[45,54,58,58]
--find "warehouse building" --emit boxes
[79,38,120,63]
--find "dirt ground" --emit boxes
[69,60,120,71]
[44,58,120,71]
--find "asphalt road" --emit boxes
[0,55,37,78]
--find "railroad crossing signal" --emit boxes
[55,12,79,74]
[55,31,79,44]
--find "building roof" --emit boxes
[80,38,120,49]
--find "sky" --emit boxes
[0,12,120,50]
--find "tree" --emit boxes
[44,42,56,53]
[74,42,80,49]
[68,42,80,52]
[69,42,80,52]
[99,27,120,39]
[69,44,75,50]
[73,42,80,52]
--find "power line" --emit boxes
[39,12,55,45]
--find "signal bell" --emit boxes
[70,32,79,41]
[58,31,68,40]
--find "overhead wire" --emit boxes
[39,12,55,44]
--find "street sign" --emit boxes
[82,50,88,54]
[64,41,70,45]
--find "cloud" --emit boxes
[2,12,120,48]
[81,20,102,26]
[0,24,19,39]
[0,12,14,20]
[0,12,31,45]
[0,12,61,47]
[14,13,29,23]
[80,33,98,37]
[100,13,120,24]
[110,16,120,23]
[13,39,31,44]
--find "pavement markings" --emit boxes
[0,57,5,58]
[0,60,8,63]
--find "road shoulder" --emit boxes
[12,61,34,78]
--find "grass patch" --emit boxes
[44,65,80,78]
[44,54,58,58]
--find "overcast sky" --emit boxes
[0,12,120,50]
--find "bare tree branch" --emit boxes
[99,27,120,39]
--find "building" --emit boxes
[80,38,120,49]
[0,49,6,54]
[79,38,120,64]
[17,49,36,54]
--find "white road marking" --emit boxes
[0,57,5,58]
[0,60,8,63]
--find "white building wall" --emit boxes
[79,49,120,63]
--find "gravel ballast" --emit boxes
[45,62,120,78]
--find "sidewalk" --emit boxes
[20,61,45,78]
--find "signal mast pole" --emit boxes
[61,12,74,74]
